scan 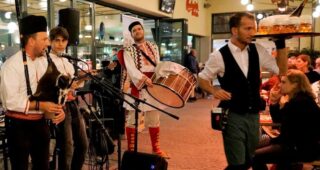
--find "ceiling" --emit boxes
[0,0,121,17]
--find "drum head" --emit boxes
[146,84,184,108]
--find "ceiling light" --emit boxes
[241,0,249,5]
[277,0,287,12]
[278,7,287,12]
[246,4,254,11]
[5,0,14,4]
[39,1,47,7]
[7,22,18,33]
[59,0,67,2]
[312,11,320,18]
[257,13,264,20]
[316,5,320,13]
[4,12,12,19]
[84,25,92,31]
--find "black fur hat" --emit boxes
[20,15,47,36]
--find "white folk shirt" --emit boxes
[199,41,279,81]
[49,53,75,78]
[123,41,166,111]
[0,51,48,114]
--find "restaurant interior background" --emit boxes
[0,0,319,68]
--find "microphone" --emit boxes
[58,53,83,62]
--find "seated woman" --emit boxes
[295,54,320,84]
[252,69,320,170]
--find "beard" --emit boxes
[34,48,46,58]
[237,36,252,46]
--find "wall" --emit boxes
[103,0,211,36]
[172,0,211,36]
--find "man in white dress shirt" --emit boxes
[198,12,286,169]
[0,15,65,170]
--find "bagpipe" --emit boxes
[29,51,70,106]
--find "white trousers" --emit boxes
[126,110,160,128]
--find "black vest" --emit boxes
[218,43,261,114]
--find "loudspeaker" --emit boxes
[121,151,168,170]
[58,8,80,46]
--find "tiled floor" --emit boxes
[99,97,228,170]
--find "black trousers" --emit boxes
[5,117,50,170]
[57,101,88,170]
[252,144,305,170]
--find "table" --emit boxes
[259,112,281,138]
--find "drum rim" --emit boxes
[146,84,186,108]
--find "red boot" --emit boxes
[125,127,135,151]
[149,127,169,159]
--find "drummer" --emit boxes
[123,21,169,158]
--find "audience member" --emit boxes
[185,49,199,102]
[252,69,320,170]
[295,54,320,83]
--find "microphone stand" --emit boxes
[79,94,110,170]
[70,60,179,169]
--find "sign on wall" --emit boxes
[186,0,199,17]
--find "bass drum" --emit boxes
[146,61,196,108]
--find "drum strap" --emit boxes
[133,44,156,67]
[22,50,33,96]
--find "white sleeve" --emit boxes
[198,51,224,81]
[256,44,279,75]
[0,65,29,113]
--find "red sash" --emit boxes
[6,110,43,120]
[117,49,125,69]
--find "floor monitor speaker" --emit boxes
[121,151,168,170]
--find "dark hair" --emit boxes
[229,12,255,31]
[21,33,36,48]
[128,21,143,32]
[296,54,311,66]
[49,26,69,41]
[112,48,118,52]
